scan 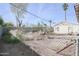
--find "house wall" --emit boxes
[54,24,69,34]
[72,25,79,34]
[53,23,79,34]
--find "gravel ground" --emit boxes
[0,40,39,56]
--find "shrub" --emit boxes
[3,32,20,44]
[0,16,4,25]
[2,22,13,31]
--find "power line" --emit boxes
[10,3,49,22]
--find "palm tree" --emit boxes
[63,3,68,21]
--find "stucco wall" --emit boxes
[53,23,79,34]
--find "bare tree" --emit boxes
[10,3,27,27]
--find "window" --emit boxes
[56,27,59,31]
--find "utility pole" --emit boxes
[49,20,52,28]
[75,36,79,56]
[74,4,79,56]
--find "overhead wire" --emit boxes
[10,3,49,22]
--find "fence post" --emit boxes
[75,38,79,56]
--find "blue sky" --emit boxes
[0,3,77,26]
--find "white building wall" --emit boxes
[54,25,69,34]
[72,25,79,34]
[53,23,79,34]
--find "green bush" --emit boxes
[3,32,20,44]
[2,22,13,31]
[0,16,19,44]
[0,16,4,25]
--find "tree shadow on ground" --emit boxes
[0,39,39,56]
